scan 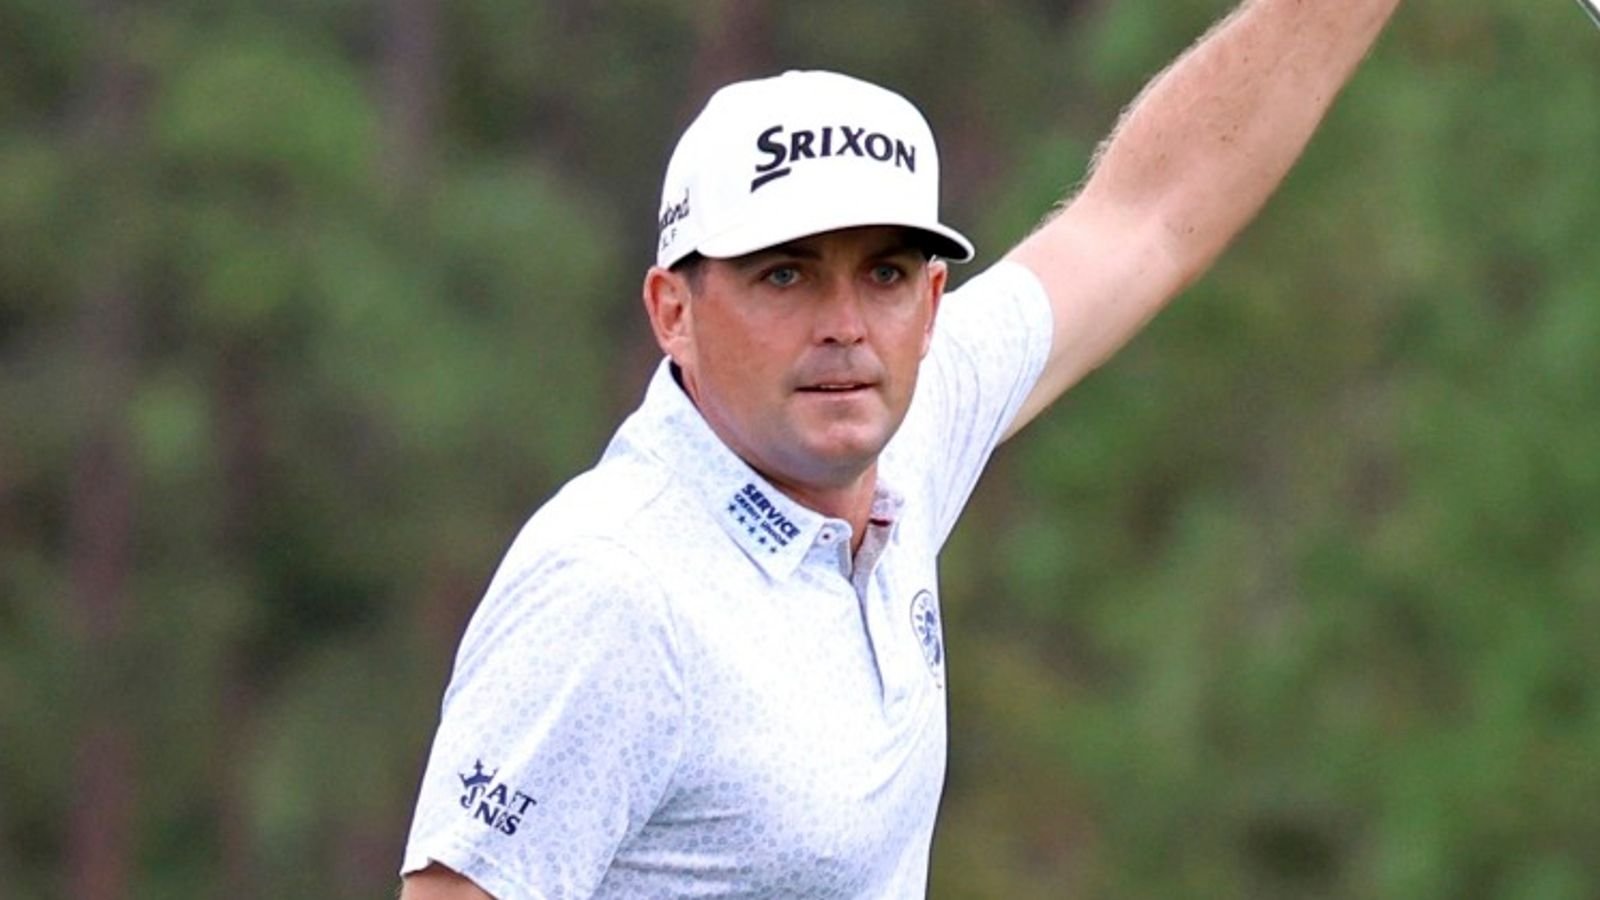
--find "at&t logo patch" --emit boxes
[909,589,943,685]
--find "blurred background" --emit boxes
[3,0,1598,897]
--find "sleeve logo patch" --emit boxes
[458,760,538,836]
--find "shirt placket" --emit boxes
[850,516,917,714]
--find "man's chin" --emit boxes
[792,429,891,479]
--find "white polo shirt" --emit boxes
[402,261,1052,898]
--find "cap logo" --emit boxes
[658,189,691,233]
[751,124,918,191]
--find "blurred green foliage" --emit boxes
[1,1,1596,897]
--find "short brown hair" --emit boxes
[671,252,707,292]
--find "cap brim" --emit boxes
[697,216,975,264]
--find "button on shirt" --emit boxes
[402,261,1053,898]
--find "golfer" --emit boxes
[401,1,1401,896]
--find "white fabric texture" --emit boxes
[402,260,1053,899]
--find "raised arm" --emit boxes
[1004,0,1402,436]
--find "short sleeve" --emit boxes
[401,536,687,899]
[897,260,1054,545]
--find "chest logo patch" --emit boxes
[727,482,802,553]
[910,590,944,682]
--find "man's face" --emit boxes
[647,226,947,498]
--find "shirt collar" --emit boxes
[615,360,831,579]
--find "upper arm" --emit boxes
[400,537,687,897]
[902,260,1054,541]
[1001,190,1190,438]
[400,863,498,900]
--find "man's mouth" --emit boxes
[797,382,871,393]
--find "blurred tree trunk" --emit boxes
[938,0,1101,226]
[212,343,265,900]
[377,0,465,663]
[0,423,14,900]
[65,3,140,896]
[685,0,775,105]
[380,0,439,189]
[373,4,462,893]
[0,787,8,900]
[538,0,600,177]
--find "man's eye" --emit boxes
[764,266,801,287]
[870,264,904,285]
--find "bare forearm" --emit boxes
[1086,0,1401,283]
[1002,0,1401,434]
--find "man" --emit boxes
[401,1,1401,896]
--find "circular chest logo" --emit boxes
[909,589,944,682]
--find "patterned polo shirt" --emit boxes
[402,260,1053,898]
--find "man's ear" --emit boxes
[642,266,695,369]
[920,258,949,357]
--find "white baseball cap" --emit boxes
[654,70,975,269]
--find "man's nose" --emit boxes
[813,279,867,345]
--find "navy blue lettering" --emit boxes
[751,126,792,190]
[839,126,866,156]
[750,124,917,192]
[789,129,817,161]
[731,484,798,547]
[865,133,892,161]
[657,191,690,232]
[754,126,787,172]
[459,761,535,836]
[750,170,788,190]
[894,139,916,172]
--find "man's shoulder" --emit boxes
[494,444,724,582]
[513,454,675,555]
